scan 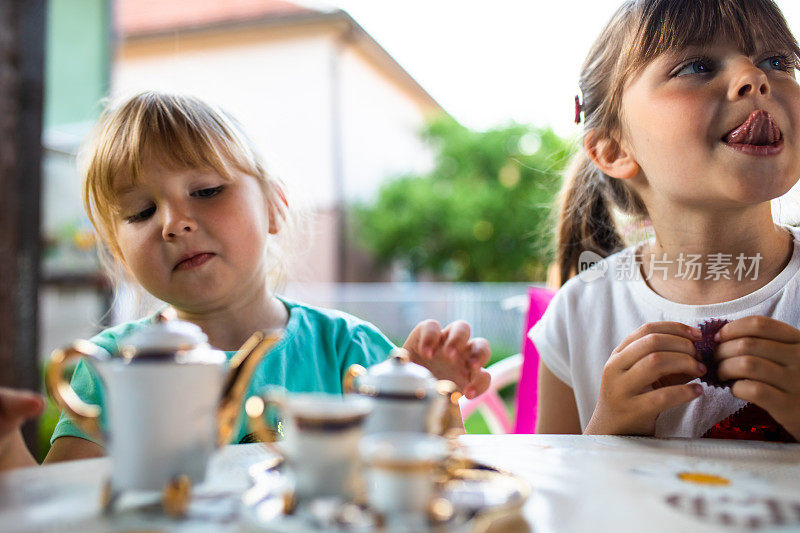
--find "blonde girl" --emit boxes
[533,0,800,441]
[0,92,491,468]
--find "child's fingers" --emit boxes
[638,382,703,415]
[467,338,491,371]
[0,388,45,435]
[465,370,491,399]
[441,320,471,359]
[715,316,800,344]
[715,337,795,366]
[0,388,45,417]
[615,322,701,354]
[613,333,698,371]
[730,379,792,419]
[719,358,797,393]
[408,319,442,359]
[625,352,705,394]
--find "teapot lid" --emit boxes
[357,348,437,395]
[118,320,225,364]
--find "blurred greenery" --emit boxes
[37,398,61,462]
[354,116,575,281]
[37,363,72,463]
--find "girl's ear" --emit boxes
[584,130,639,180]
[268,182,289,235]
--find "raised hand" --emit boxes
[0,388,44,440]
[714,316,800,440]
[585,322,705,436]
[402,319,491,399]
[0,387,44,470]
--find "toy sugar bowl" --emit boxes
[343,348,460,435]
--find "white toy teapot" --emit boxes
[46,318,279,515]
[343,348,460,435]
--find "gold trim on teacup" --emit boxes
[365,458,443,473]
[294,413,369,432]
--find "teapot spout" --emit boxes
[217,330,281,446]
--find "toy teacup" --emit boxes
[245,391,373,507]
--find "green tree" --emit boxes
[353,116,575,281]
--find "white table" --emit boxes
[1,435,799,532]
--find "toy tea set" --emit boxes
[46,320,530,531]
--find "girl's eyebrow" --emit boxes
[114,185,135,196]
[113,182,143,198]
[665,45,710,61]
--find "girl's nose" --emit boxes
[728,61,770,100]
[161,206,197,240]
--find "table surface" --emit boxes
[1,434,799,532]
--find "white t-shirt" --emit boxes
[530,226,800,438]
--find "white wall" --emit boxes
[112,32,337,209]
[338,44,434,203]
[111,27,437,282]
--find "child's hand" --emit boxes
[585,322,705,436]
[402,320,491,399]
[0,388,44,457]
[714,316,800,440]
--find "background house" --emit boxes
[40,0,450,352]
[112,0,445,283]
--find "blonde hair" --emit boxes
[556,0,800,285]
[81,91,293,312]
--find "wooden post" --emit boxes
[0,0,45,454]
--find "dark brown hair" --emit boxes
[556,0,800,285]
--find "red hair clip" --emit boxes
[574,94,583,124]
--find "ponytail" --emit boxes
[555,0,800,286]
[555,149,645,286]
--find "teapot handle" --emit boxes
[45,340,107,444]
[433,380,463,437]
[342,364,366,394]
[244,392,286,457]
[218,330,281,446]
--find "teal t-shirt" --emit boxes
[50,296,395,446]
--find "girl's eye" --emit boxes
[192,185,224,198]
[758,55,795,72]
[126,205,155,224]
[674,58,714,77]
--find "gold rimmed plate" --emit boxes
[441,460,532,530]
[242,452,531,532]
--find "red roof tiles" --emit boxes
[116,0,318,36]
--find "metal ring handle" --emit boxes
[45,340,107,444]
[245,393,287,457]
[343,364,366,394]
[433,380,463,437]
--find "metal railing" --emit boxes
[283,282,536,351]
[75,281,538,355]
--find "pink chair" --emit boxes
[459,286,555,434]
[513,286,555,433]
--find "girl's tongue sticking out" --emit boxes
[723,110,782,147]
